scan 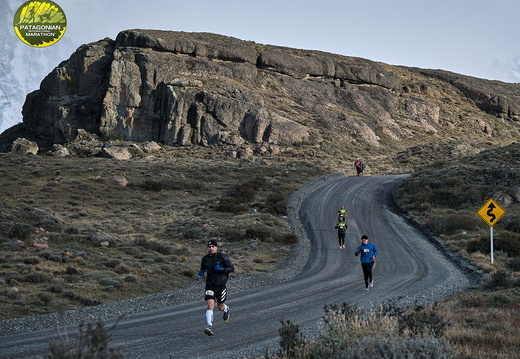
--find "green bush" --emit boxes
[495,231,520,256]
[507,257,520,271]
[503,214,520,233]
[23,272,52,283]
[275,232,299,245]
[483,270,513,289]
[428,214,479,236]
[264,192,288,216]
[62,290,101,306]
[245,228,272,241]
[219,226,244,242]
[8,223,34,240]
[134,238,172,255]
[215,198,248,214]
[467,232,520,256]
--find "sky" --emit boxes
[54,0,520,81]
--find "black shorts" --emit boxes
[204,284,227,303]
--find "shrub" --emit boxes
[182,227,206,240]
[46,320,124,359]
[219,226,244,242]
[507,257,520,271]
[65,267,81,275]
[339,336,455,359]
[8,223,34,240]
[37,292,52,304]
[468,232,520,256]
[23,272,52,283]
[39,252,64,262]
[104,260,122,268]
[4,271,23,284]
[268,193,288,216]
[503,214,520,233]
[114,264,132,274]
[124,274,138,282]
[137,180,163,192]
[467,238,487,254]
[134,238,172,255]
[23,256,41,265]
[215,198,248,214]
[275,232,299,245]
[483,270,513,289]
[278,320,307,359]
[99,278,122,289]
[428,214,478,236]
[62,290,101,306]
[245,228,272,241]
[398,304,450,338]
[495,231,520,256]
[1,241,25,251]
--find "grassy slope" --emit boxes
[0,145,330,319]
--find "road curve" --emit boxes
[0,175,472,358]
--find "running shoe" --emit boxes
[204,327,214,336]
[223,308,230,322]
[369,281,374,287]
[365,287,369,291]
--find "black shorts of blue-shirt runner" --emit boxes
[199,239,234,335]
[354,235,379,291]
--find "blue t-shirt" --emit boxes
[354,242,378,263]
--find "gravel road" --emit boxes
[0,174,480,358]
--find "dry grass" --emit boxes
[440,288,520,359]
[0,145,333,320]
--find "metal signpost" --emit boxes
[477,198,506,264]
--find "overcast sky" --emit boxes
[55,0,519,82]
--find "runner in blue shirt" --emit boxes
[354,235,378,291]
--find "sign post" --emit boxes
[477,199,506,264]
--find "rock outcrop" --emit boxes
[1,30,519,153]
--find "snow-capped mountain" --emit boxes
[0,0,77,134]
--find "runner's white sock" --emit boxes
[223,304,229,313]
[206,310,214,327]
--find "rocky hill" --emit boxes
[0,29,519,158]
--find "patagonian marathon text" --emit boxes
[19,25,62,30]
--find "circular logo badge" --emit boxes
[13,1,67,48]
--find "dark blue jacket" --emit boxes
[200,251,234,286]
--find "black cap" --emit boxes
[207,239,218,247]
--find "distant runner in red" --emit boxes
[354,158,365,176]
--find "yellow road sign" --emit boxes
[477,198,506,226]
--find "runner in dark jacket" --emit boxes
[199,239,234,335]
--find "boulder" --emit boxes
[100,146,132,160]
[11,138,38,155]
